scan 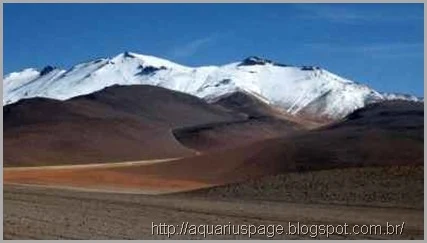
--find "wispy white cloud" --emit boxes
[171,34,219,58]
[292,4,423,23]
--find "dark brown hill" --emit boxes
[4,85,243,167]
[141,100,424,186]
[173,91,313,152]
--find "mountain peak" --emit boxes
[239,56,289,67]
[123,51,135,58]
[111,51,188,70]
[240,56,274,66]
[111,51,136,61]
[39,65,56,76]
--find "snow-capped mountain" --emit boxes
[3,52,421,119]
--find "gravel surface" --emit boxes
[4,184,423,240]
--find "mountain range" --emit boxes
[4,52,422,121]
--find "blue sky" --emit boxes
[4,3,424,96]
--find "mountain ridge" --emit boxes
[4,52,422,120]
